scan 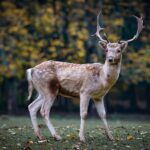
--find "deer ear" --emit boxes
[98,41,107,49]
[120,42,128,52]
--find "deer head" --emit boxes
[93,12,143,65]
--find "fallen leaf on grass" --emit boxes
[126,145,131,148]
[8,129,16,135]
[114,137,124,141]
[67,134,70,137]
[103,145,108,148]
[28,140,34,144]
[17,143,21,147]
[38,139,47,144]
[66,133,77,140]
[72,142,83,150]
[23,146,32,150]
[89,135,93,138]
[140,131,148,135]
[127,135,135,141]
[18,127,23,131]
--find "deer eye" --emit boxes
[105,49,108,53]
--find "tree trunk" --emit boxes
[132,85,138,113]
[7,78,18,114]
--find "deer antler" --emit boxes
[120,16,143,43]
[92,12,108,43]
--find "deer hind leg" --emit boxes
[28,95,45,140]
[40,88,62,141]
[94,99,114,141]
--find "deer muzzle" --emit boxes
[108,56,113,62]
[108,56,120,65]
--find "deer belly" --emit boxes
[58,79,81,99]
[59,88,79,99]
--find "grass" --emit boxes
[0,114,150,150]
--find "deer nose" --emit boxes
[108,56,113,62]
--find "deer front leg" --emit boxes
[94,98,114,141]
[79,93,90,142]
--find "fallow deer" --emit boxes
[27,12,143,142]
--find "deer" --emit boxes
[27,12,143,143]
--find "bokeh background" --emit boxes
[0,0,150,115]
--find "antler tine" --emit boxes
[121,16,143,43]
[103,32,109,43]
[92,11,108,43]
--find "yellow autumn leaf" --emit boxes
[9,26,19,33]
[9,64,16,71]
[1,1,16,9]
[37,40,47,48]
[21,50,29,57]
[127,135,135,141]
[46,7,53,13]
[45,26,51,33]
[78,49,85,57]
[18,28,27,35]
[76,40,84,50]
[41,14,49,23]
[28,140,33,144]
[108,34,119,42]
[49,46,56,52]
[114,19,124,26]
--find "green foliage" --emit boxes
[122,46,150,84]
[0,0,149,84]
[101,0,150,85]
[0,0,88,81]
[0,0,150,113]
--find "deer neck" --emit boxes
[103,60,122,83]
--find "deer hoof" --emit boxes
[38,139,47,143]
[53,133,62,141]
[35,130,46,141]
[107,133,114,141]
[80,136,86,143]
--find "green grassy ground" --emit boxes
[0,115,150,150]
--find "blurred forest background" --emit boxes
[0,0,150,115]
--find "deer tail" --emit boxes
[26,68,34,101]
